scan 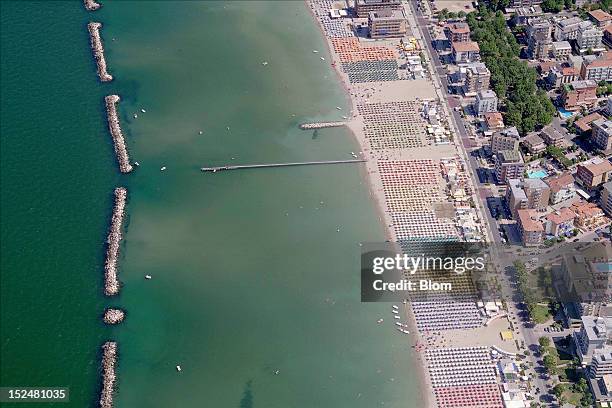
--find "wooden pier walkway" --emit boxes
[200,159,365,172]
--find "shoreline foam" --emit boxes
[104,95,133,174]
[88,22,113,82]
[104,187,127,296]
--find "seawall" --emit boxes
[84,0,101,11]
[104,95,133,174]
[104,187,127,296]
[99,341,117,408]
[88,22,113,82]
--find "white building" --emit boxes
[474,89,498,117]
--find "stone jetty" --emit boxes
[299,121,346,130]
[84,0,101,11]
[104,187,127,296]
[88,22,113,82]
[99,341,117,408]
[105,95,133,173]
[103,308,125,325]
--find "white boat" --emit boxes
[312,50,319,53]
[401,329,410,334]
[198,130,203,135]
[134,162,140,166]
[262,61,268,66]
[145,275,152,280]
[141,108,146,113]
[133,114,138,119]
[274,370,280,375]
[395,322,403,327]
[392,305,399,309]
[320,57,325,61]
[160,166,166,171]
[336,106,342,110]
[392,310,399,314]
[394,315,400,319]
[176,365,182,372]
[377,318,384,324]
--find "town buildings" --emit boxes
[588,9,612,28]
[463,62,491,95]
[555,16,584,41]
[601,181,612,216]
[576,21,604,53]
[575,158,612,190]
[516,209,544,246]
[506,178,550,217]
[540,126,566,148]
[545,207,576,237]
[527,18,552,60]
[574,316,611,364]
[355,0,401,18]
[484,112,505,132]
[368,9,406,39]
[491,128,519,154]
[444,22,470,43]
[563,80,599,111]
[580,52,612,81]
[495,149,525,184]
[521,134,547,154]
[552,40,572,60]
[452,41,480,64]
[474,89,498,117]
[545,172,576,204]
[591,118,612,152]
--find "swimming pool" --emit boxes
[594,262,612,273]
[558,108,575,120]
[528,170,548,179]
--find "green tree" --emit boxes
[543,354,557,374]
[552,383,566,399]
[538,336,551,348]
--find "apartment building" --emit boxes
[495,149,525,184]
[591,118,612,152]
[545,172,575,204]
[575,157,612,189]
[581,52,612,82]
[517,209,544,246]
[463,62,491,95]
[563,80,598,111]
[474,89,498,117]
[444,22,470,43]
[452,41,480,64]
[368,9,406,39]
[601,181,612,216]
[355,0,401,18]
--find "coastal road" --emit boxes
[406,3,554,403]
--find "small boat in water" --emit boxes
[141,108,146,113]
[394,315,400,319]
[160,166,166,171]
[392,310,399,314]
[312,50,319,53]
[377,318,384,324]
[262,61,268,66]
[395,322,403,327]
[134,162,140,167]
[176,365,182,372]
[145,275,152,280]
[392,305,399,309]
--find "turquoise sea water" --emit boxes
[1,1,423,407]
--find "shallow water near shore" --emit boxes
[2,1,423,407]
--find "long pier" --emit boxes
[299,121,346,130]
[99,341,117,408]
[104,187,127,296]
[84,0,101,11]
[201,159,365,172]
[88,22,112,82]
[105,95,133,173]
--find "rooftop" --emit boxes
[498,149,523,163]
[446,22,470,34]
[546,207,575,224]
[452,41,480,53]
[568,79,598,91]
[574,112,603,132]
[589,9,612,23]
[545,172,574,193]
[579,157,612,176]
[369,8,404,20]
[522,134,545,146]
[517,209,544,232]
[592,118,612,135]
[552,40,572,50]
[557,16,583,29]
